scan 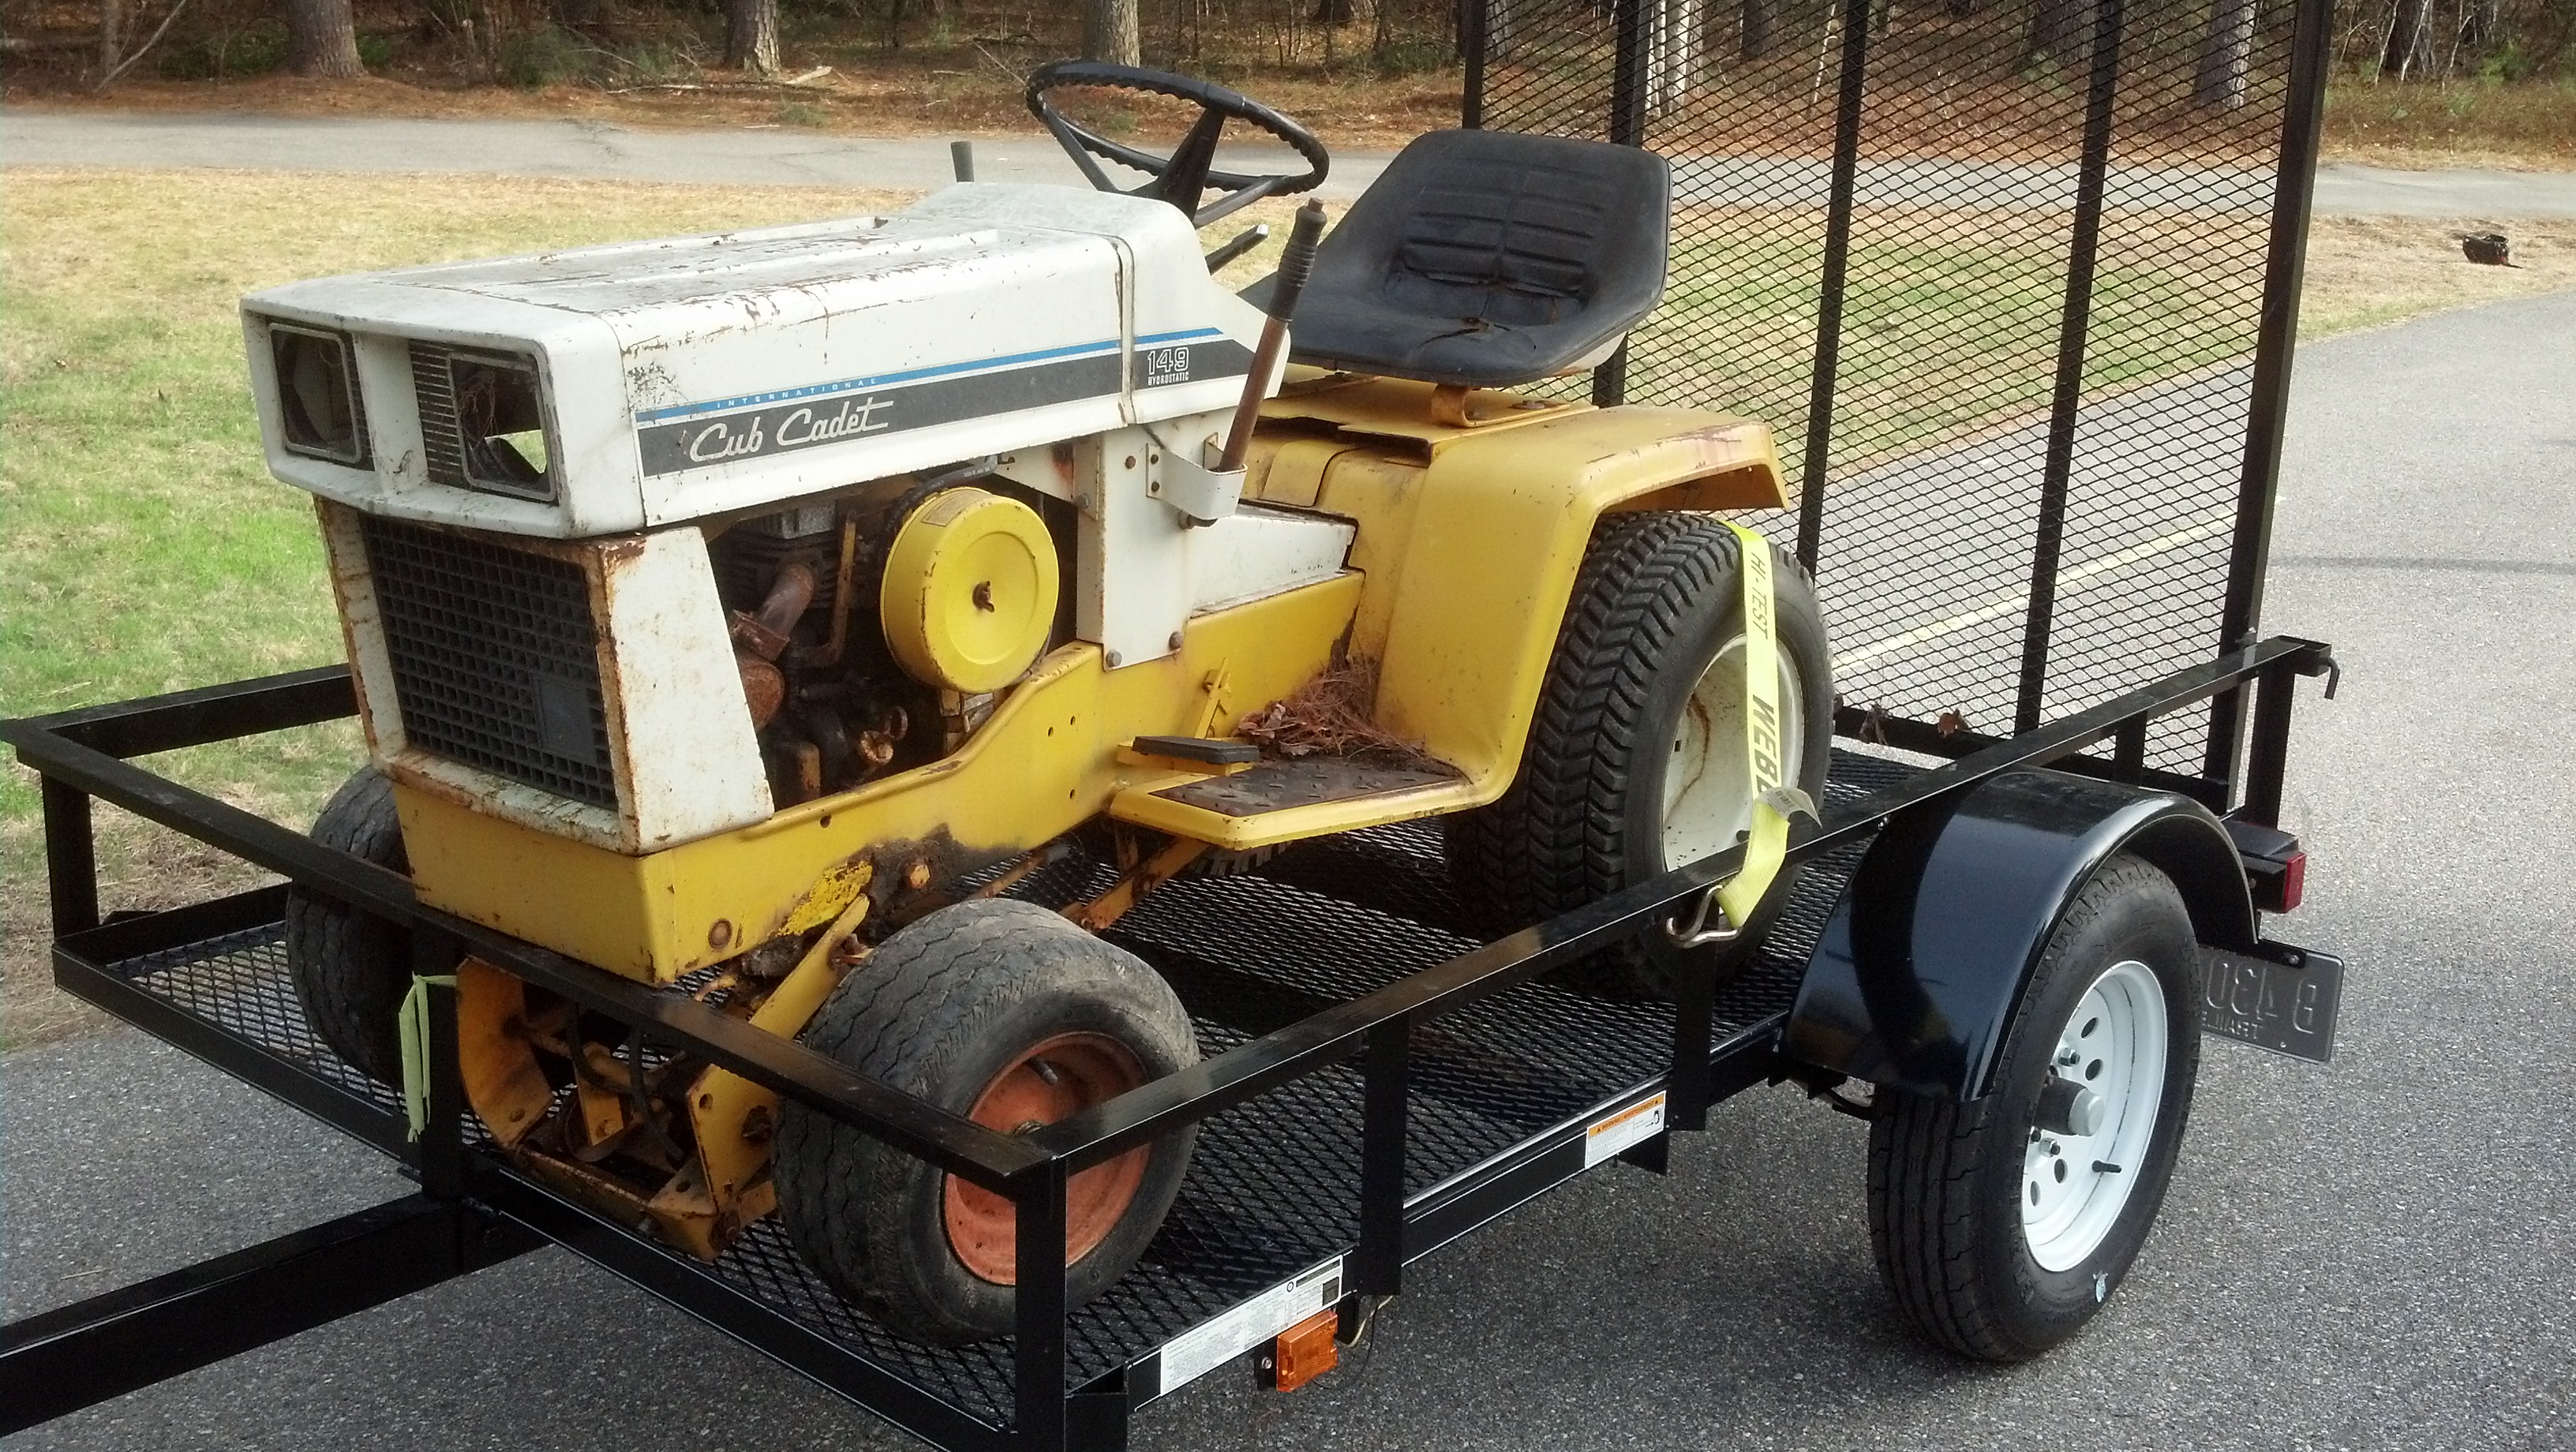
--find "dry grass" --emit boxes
[2303,215,2576,333]
[2325,80,2576,170]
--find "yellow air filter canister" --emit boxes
[878,487,1060,694]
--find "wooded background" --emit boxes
[3,0,2569,114]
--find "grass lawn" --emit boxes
[0,170,911,1044]
[2,167,2570,1046]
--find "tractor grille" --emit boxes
[359,516,619,810]
[407,341,471,490]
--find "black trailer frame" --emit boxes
[6,0,2346,1437]
[2,635,2331,1447]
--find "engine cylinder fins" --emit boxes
[879,487,1059,694]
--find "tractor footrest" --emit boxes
[1110,754,1470,851]
[1155,758,1456,815]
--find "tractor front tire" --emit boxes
[1866,853,2203,1360]
[1446,512,1834,996]
[774,899,1200,1345]
[282,769,417,1086]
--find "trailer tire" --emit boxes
[1866,853,2203,1361]
[775,899,1200,1345]
[282,769,417,1086]
[1445,512,1833,996]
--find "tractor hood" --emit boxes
[241,184,1270,537]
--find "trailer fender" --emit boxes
[1780,769,2256,1101]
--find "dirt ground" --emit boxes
[0,814,279,1046]
[2,68,1466,152]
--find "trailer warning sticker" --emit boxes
[1583,1091,1668,1169]
[1153,1257,1343,1397]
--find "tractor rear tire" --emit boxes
[774,899,1200,1345]
[1866,853,2202,1360]
[1445,512,1833,997]
[282,769,416,1086]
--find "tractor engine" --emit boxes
[704,477,1071,808]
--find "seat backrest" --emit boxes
[1269,129,1671,389]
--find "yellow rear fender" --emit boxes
[1331,402,1788,796]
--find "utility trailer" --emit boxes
[4,0,2349,1441]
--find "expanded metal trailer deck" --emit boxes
[0,638,2332,1447]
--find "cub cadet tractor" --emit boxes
[242,62,1836,1345]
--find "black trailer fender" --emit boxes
[1780,769,2256,1101]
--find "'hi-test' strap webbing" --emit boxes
[1713,522,1789,932]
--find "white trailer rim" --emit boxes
[1660,635,1807,868]
[2023,957,2168,1271]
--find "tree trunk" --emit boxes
[1085,0,1141,64]
[728,0,780,75]
[2192,0,2255,107]
[1740,0,1772,59]
[97,0,124,77]
[1312,0,1357,23]
[1649,0,1701,114]
[2379,0,2432,77]
[2026,0,2092,69]
[284,0,366,77]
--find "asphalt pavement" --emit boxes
[8,107,2576,216]
[5,286,2571,1448]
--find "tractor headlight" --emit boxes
[410,342,558,503]
[268,323,370,467]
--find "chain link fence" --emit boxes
[1471,0,2328,800]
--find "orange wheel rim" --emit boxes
[943,1032,1151,1285]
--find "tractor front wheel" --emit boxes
[773,899,1200,1345]
[283,769,420,1086]
[1446,512,1834,996]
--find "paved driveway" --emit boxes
[5,289,2571,1450]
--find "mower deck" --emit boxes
[49,752,1908,1431]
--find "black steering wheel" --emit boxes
[1026,61,1330,228]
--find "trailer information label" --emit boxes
[1155,1257,1344,1394]
[1584,1091,1668,1168]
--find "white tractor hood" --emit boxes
[242,184,1271,537]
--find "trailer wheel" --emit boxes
[282,769,417,1086]
[1867,853,2203,1361]
[774,899,1200,1345]
[1446,512,1833,995]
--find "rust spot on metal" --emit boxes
[707,919,734,949]
[1065,835,1206,932]
[736,654,785,728]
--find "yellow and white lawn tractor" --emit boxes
[242,62,1836,1345]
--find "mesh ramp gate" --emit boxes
[1470,0,2327,795]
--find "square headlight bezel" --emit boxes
[267,320,373,469]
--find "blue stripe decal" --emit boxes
[632,327,1230,425]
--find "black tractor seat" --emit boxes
[1245,129,1671,391]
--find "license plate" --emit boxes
[2199,943,2342,1065]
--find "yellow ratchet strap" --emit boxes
[1670,523,1804,949]
[398,973,459,1140]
